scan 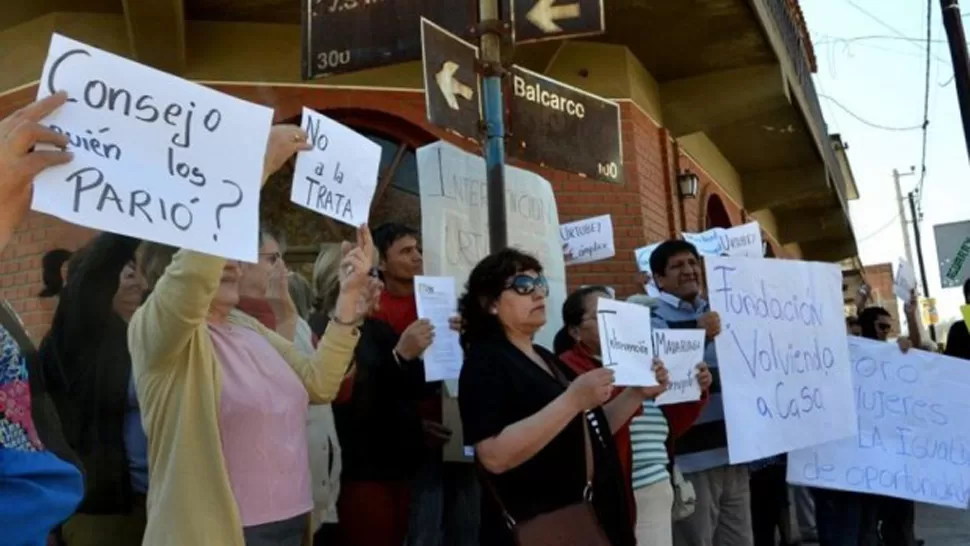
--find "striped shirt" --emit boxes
[630,399,670,490]
[651,292,728,473]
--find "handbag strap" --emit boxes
[545,356,595,494]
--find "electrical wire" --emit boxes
[915,0,933,214]
[818,94,925,131]
[855,212,903,243]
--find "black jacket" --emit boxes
[40,234,141,514]
[309,313,426,482]
[945,320,970,360]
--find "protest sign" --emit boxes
[894,258,917,302]
[415,275,463,381]
[682,221,763,258]
[291,108,381,227]
[706,256,856,463]
[560,214,615,265]
[32,34,273,262]
[418,141,566,350]
[634,243,661,297]
[654,328,706,406]
[788,338,970,508]
[596,298,656,387]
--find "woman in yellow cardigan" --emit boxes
[128,125,375,546]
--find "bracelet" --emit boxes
[329,312,361,328]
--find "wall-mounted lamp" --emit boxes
[677,170,699,200]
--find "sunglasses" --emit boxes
[505,274,549,297]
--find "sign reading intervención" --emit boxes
[421,17,482,141]
[560,214,615,265]
[933,220,970,289]
[682,221,763,258]
[32,34,273,262]
[654,329,706,406]
[706,256,857,464]
[291,108,381,227]
[788,338,970,508]
[507,65,623,184]
[302,0,478,79]
[507,0,605,44]
[596,298,656,387]
[418,141,567,350]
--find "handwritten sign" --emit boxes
[596,298,656,387]
[31,34,272,262]
[415,275,463,381]
[418,141,567,350]
[654,329,706,406]
[634,243,662,296]
[706,256,857,464]
[560,214,615,265]
[682,221,763,258]
[291,108,381,227]
[788,338,970,508]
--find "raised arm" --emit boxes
[128,250,225,372]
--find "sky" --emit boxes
[801,0,969,326]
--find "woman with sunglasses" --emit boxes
[458,249,667,546]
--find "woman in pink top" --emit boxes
[129,125,379,546]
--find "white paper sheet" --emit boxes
[654,329,706,406]
[415,275,463,381]
[596,298,656,387]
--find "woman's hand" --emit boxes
[0,92,73,251]
[448,315,463,333]
[566,368,615,412]
[333,225,375,324]
[262,124,310,185]
[696,362,713,391]
[396,319,434,360]
[636,358,670,399]
[265,259,296,319]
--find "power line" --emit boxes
[818,94,925,131]
[856,212,903,243]
[915,0,933,212]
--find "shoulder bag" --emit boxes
[478,357,611,546]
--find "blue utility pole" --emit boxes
[479,0,508,252]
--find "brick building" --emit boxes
[1,0,859,341]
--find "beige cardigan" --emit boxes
[128,250,359,546]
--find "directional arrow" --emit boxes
[435,61,474,110]
[526,0,581,34]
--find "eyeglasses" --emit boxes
[505,274,549,297]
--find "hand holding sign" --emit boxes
[635,358,671,399]
[567,367,616,411]
[263,125,311,184]
[0,92,74,244]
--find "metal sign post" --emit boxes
[479,0,509,252]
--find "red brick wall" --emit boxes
[0,83,770,340]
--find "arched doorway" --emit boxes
[259,109,435,278]
[705,194,732,230]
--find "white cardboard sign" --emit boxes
[683,221,763,258]
[788,338,970,509]
[654,328,706,406]
[705,256,857,464]
[291,108,381,227]
[596,298,656,387]
[32,34,273,262]
[560,214,615,265]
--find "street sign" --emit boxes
[421,17,482,141]
[934,220,970,288]
[508,0,605,44]
[507,65,623,184]
[302,0,477,79]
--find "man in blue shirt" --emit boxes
[649,240,753,546]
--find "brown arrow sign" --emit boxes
[421,17,483,141]
[506,65,623,184]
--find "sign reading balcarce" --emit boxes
[705,256,857,464]
[507,65,623,184]
[291,108,381,227]
[788,338,970,508]
[32,34,273,262]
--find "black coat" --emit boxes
[308,314,426,482]
[39,233,141,514]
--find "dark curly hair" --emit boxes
[458,248,543,348]
[553,285,610,354]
